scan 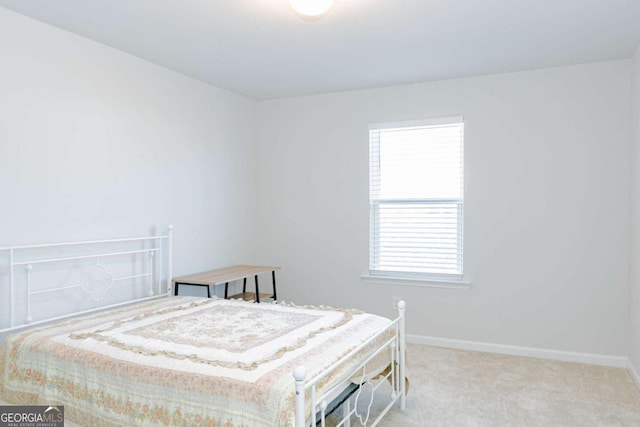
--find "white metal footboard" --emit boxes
[294,300,406,427]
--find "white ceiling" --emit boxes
[2,0,640,100]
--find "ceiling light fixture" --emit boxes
[289,0,334,19]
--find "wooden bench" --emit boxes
[173,264,280,303]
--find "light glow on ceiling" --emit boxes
[289,0,334,19]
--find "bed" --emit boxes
[0,227,406,426]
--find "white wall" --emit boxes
[631,44,640,372]
[0,6,634,361]
[256,61,632,357]
[0,8,257,303]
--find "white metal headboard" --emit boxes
[0,225,173,334]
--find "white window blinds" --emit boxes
[369,117,464,279]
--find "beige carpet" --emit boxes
[349,344,640,427]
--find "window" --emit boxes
[369,117,464,281]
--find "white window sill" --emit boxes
[360,274,471,290]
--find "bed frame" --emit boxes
[295,300,406,426]
[0,226,406,426]
[0,226,174,334]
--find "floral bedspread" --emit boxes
[0,297,392,426]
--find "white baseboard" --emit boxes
[407,334,628,368]
[629,359,640,391]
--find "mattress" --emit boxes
[0,296,393,426]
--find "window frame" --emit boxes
[367,116,466,285]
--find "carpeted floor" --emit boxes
[349,344,640,427]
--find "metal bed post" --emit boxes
[167,225,173,296]
[319,400,327,427]
[25,264,32,324]
[343,399,351,427]
[148,251,155,297]
[398,300,406,410]
[157,231,162,297]
[9,249,14,328]
[294,366,306,427]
